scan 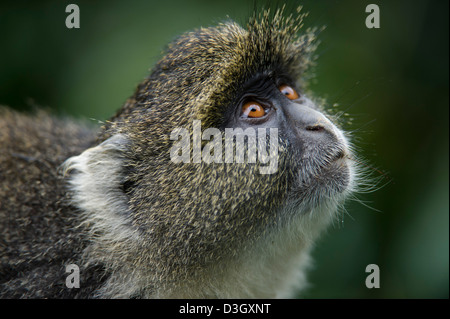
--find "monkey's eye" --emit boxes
[279,85,299,100]
[241,101,266,118]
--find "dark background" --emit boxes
[0,0,448,298]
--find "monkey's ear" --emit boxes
[62,134,133,228]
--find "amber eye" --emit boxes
[279,85,299,100]
[241,101,266,118]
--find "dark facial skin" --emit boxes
[227,72,350,209]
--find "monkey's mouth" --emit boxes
[330,149,346,163]
[326,150,348,169]
[319,149,349,176]
[294,148,351,205]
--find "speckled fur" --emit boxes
[0,109,105,298]
[1,8,355,298]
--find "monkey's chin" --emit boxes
[293,157,351,211]
[319,156,351,194]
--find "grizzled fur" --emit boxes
[0,9,355,298]
[0,110,105,297]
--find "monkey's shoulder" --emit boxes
[0,108,97,207]
[0,108,101,298]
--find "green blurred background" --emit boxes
[0,0,448,298]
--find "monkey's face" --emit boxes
[224,72,353,212]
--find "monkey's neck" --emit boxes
[160,206,333,298]
[64,134,336,298]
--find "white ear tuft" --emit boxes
[62,134,138,244]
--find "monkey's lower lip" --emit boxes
[322,150,349,171]
[333,150,346,161]
[329,157,347,169]
[327,150,346,164]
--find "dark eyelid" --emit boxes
[279,83,301,99]
[232,74,297,122]
[239,99,273,122]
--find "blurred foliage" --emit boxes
[0,0,448,298]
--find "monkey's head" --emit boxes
[66,9,357,297]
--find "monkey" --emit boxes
[0,8,357,298]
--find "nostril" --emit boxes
[306,125,325,132]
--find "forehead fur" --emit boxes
[107,8,318,140]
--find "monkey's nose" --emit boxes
[303,115,335,135]
[305,124,325,132]
[285,99,335,137]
